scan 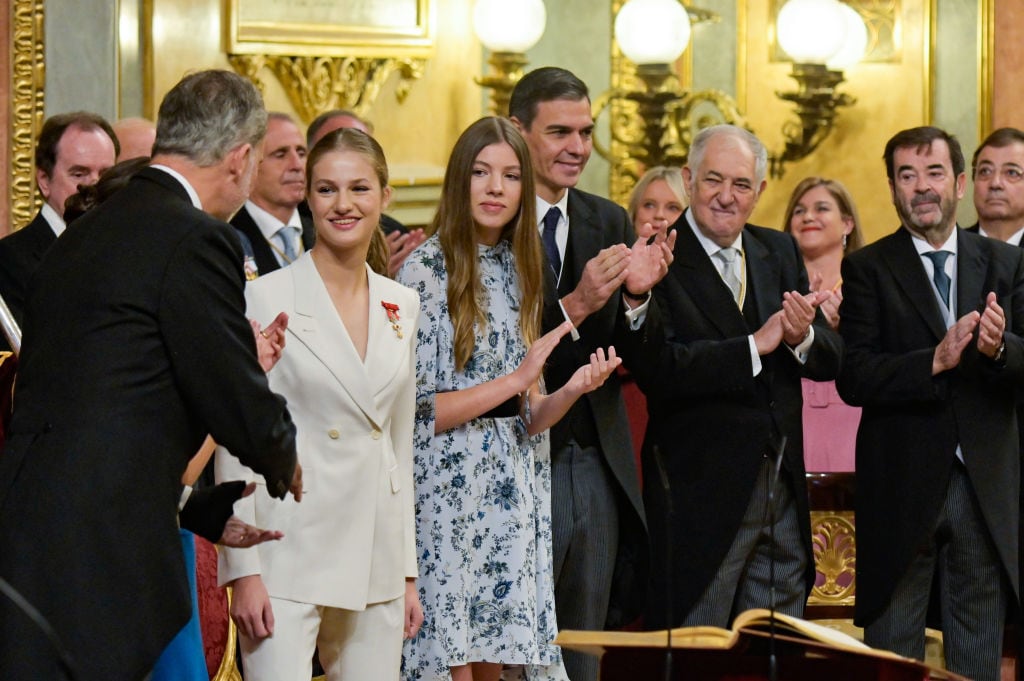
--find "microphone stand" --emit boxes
[0,577,78,680]
[767,435,787,681]
[652,445,673,681]
[0,293,21,356]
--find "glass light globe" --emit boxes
[777,0,847,64]
[473,0,547,53]
[615,0,692,65]
[826,3,868,70]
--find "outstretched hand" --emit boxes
[252,311,289,372]
[218,482,285,547]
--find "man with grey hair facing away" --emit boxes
[0,69,303,681]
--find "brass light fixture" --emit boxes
[598,0,867,192]
[471,0,867,197]
[472,0,547,116]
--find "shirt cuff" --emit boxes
[622,292,651,330]
[178,485,193,512]
[747,335,762,376]
[558,299,581,341]
[788,326,815,364]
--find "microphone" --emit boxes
[766,435,787,681]
[652,444,673,681]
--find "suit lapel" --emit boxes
[956,228,986,316]
[742,228,781,326]
[232,207,279,275]
[566,189,601,292]
[883,228,948,341]
[25,214,56,263]
[363,270,411,404]
[673,214,749,338]
[288,256,384,427]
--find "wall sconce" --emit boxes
[473,0,547,116]
[596,0,866,191]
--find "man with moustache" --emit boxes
[0,69,302,681]
[837,126,1024,680]
[623,124,841,631]
[509,66,675,681]
[231,112,315,278]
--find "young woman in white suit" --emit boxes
[216,127,424,679]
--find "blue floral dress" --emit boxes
[398,235,567,681]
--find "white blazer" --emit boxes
[217,253,419,610]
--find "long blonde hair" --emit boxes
[433,117,542,371]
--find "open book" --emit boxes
[556,608,963,680]
[556,609,878,658]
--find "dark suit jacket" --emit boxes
[541,187,649,628]
[837,226,1024,624]
[0,210,56,349]
[230,204,316,276]
[0,167,298,681]
[622,214,842,627]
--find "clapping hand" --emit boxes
[565,346,622,396]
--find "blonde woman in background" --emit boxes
[628,166,687,239]
[783,176,864,472]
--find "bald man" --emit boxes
[113,117,156,161]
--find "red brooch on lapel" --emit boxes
[381,301,403,339]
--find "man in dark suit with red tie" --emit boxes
[838,126,1024,681]
[0,70,303,681]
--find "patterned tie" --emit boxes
[716,247,742,305]
[542,206,562,275]
[924,250,951,309]
[275,225,298,263]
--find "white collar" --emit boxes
[909,226,958,256]
[244,200,303,240]
[40,202,67,237]
[150,164,202,210]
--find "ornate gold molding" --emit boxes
[228,55,425,125]
[10,0,45,230]
[978,0,994,140]
[808,510,856,606]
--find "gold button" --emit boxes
[327,429,340,439]
[371,428,382,440]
